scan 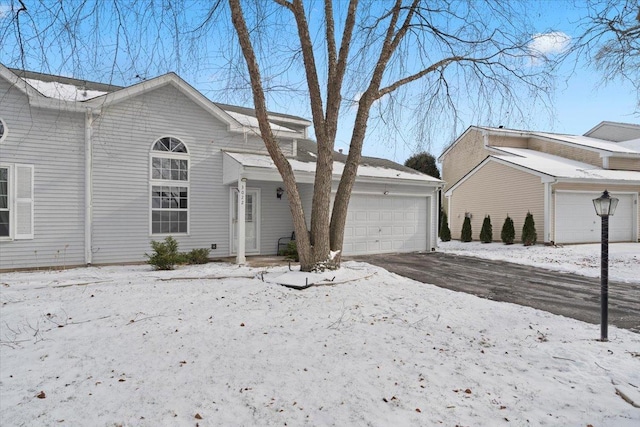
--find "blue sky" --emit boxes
[1,1,637,165]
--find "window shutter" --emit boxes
[14,164,34,240]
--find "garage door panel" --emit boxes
[343,194,429,255]
[380,226,392,236]
[355,226,367,237]
[556,192,634,243]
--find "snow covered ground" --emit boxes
[1,257,639,426]
[438,241,640,284]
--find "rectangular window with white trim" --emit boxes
[0,164,35,240]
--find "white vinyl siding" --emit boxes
[89,84,265,264]
[0,78,85,270]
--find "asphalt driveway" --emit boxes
[358,252,640,334]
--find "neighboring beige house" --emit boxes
[438,122,640,244]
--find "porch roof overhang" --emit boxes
[222,151,443,188]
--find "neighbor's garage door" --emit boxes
[342,194,428,255]
[555,192,635,243]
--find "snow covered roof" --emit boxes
[619,138,640,151]
[224,110,297,134]
[22,78,109,101]
[225,151,441,184]
[492,147,640,182]
[4,67,309,137]
[531,131,640,155]
[440,125,640,162]
[225,139,442,185]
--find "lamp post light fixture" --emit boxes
[592,190,619,342]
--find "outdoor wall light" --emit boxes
[592,189,619,342]
[276,187,284,199]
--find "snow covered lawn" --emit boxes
[1,261,639,426]
[439,241,640,284]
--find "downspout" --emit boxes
[543,179,556,244]
[84,108,94,265]
[481,129,489,148]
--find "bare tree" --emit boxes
[571,0,640,111]
[2,0,557,271]
[227,0,554,270]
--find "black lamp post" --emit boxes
[592,190,619,342]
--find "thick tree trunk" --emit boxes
[229,0,314,269]
[329,94,373,265]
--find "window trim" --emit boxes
[0,164,11,240]
[0,163,35,241]
[0,118,7,144]
[149,137,190,236]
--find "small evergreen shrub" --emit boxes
[280,241,299,261]
[522,212,537,246]
[479,215,493,243]
[146,236,182,270]
[460,216,472,242]
[439,211,452,242]
[185,248,210,264]
[501,215,515,245]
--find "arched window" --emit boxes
[0,118,7,143]
[150,137,189,235]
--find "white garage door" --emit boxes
[342,194,429,255]
[555,192,635,243]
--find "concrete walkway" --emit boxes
[358,251,640,334]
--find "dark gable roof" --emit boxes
[295,139,427,177]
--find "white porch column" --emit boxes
[236,177,247,265]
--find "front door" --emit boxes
[231,188,260,253]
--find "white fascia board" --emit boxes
[228,164,441,188]
[554,177,640,186]
[351,175,442,187]
[29,96,94,113]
